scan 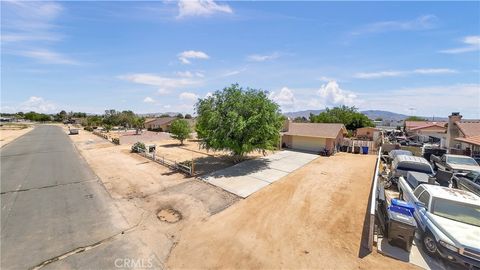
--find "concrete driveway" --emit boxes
[201,150,319,198]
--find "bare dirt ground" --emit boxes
[0,123,34,148]
[112,129,276,175]
[167,153,418,270]
[65,128,240,264]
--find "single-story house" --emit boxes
[408,122,447,142]
[446,112,480,156]
[355,127,381,141]
[405,120,447,133]
[145,117,196,132]
[145,117,177,132]
[282,122,347,153]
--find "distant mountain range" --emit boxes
[283,110,447,121]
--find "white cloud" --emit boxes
[2,1,81,65]
[354,71,405,79]
[176,71,204,78]
[179,92,199,101]
[413,68,457,74]
[247,52,280,62]
[270,87,295,108]
[177,0,233,18]
[178,50,209,64]
[143,97,155,103]
[439,35,480,54]
[19,96,57,113]
[16,49,80,65]
[119,73,200,92]
[318,81,357,106]
[354,68,457,79]
[351,15,437,35]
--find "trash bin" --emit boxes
[362,146,369,154]
[391,199,415,214]
[386,205,417,252]
[354,146,360,154]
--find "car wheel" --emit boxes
[423,232,438,256]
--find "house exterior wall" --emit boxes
[356,127,378,140]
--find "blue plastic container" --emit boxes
[362,146,369,154]
[388,205,414,217]
[391,199,415,214]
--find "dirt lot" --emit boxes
[111,129,276,175]
[167,153,418,270]
[66,128,240,263]
[0,123,34,148]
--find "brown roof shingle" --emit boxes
[284,123,347,138]
[455,135,480,147]
[145,117,177,126]
[456,121,480,137]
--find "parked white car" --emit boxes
[398,177,480,268]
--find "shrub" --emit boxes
[112,138,120,145]
[131,141,146,153]
[84,126,94,132]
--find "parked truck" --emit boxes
[430,154,480,173]
[398,177,480,268]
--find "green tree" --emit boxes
[176,113,184,118]
[184,114,192,119]
[405,116,426,121]
[170,119,192,145]
[103,124,112,133]
[293,116,308,123]
[195,84,283,162]
[309,106,373,130]
[375,117,383,121]
[132,117,145,135]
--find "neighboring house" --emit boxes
[282,121,347,153]
[455,135,480,157]
[404,120,447,133]
[408,122,447,142]
[446,112,480,156]
[145,117,177,132]
[145,117,196,132]
[355,127,381,141]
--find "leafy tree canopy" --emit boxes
[24,111,51,122]
[404,116,426,121]
[293,116,308,123]
[170,119,191,145]
[309,105,374,130]
[176,113,184,118]
[195,84,283,161]
[184,114,192,119]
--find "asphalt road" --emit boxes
[1,125,162,269]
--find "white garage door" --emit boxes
[291,136,326,152]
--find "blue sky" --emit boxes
[1,1,479,118]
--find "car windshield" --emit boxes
[397,163,433,175]
[390,150,412,159]
[447,156,479,166]
[465,171,480,181]
[432,198,480,227]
